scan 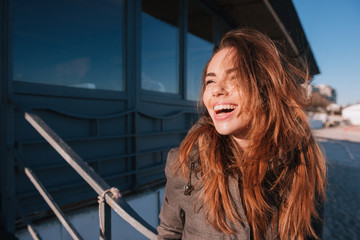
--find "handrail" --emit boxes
[21,106,157,239]
[10,193,42,240]
[11,148,83,240]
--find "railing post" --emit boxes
[99,201,111,240]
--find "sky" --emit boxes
[293,0,360,106]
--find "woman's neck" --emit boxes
[232,135,249,149]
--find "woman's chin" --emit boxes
[213,125,234,136]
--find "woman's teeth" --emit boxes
[214,105,237,114]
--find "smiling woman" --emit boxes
[157,29,327,240]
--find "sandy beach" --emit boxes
[313,126,360,239]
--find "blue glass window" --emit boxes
[141,0,179,94]
[186,1,214,101]
[13,0,125,91]
[187,35,214,101]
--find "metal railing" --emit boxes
[13,107,158,240]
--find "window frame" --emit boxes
[11,0,232,104]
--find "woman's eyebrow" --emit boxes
[205,72,216,77]
[226,68,238,74]
[206,68,238,77]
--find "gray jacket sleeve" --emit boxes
[157,148,184,240]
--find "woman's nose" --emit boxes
[212,82,229,97]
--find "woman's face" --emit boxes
[202,48,250,140]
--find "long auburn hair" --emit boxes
[174,29,326,240]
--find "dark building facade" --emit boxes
[1,0,319,237]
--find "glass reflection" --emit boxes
[186,0,214,101]
[141,0,179,94]
[187,34,213,101]
[13,0,125,91]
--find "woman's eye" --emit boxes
[230,75,237,81]
[205,79,215,85]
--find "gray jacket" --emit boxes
[157,148,277,240]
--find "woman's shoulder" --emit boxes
[165,147,180,176]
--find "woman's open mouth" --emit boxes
[214,104,237,118]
